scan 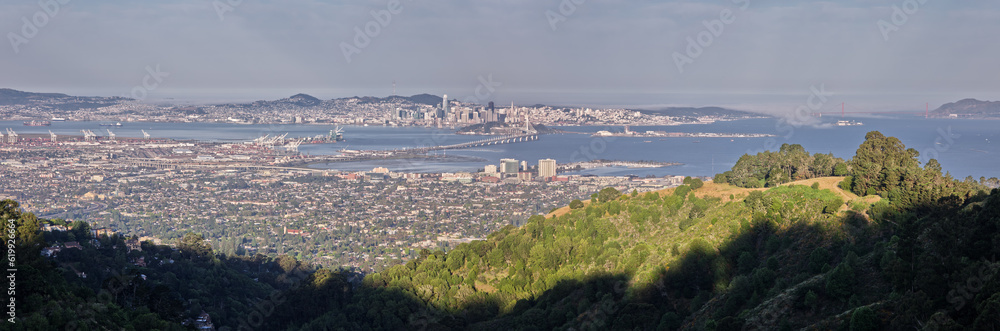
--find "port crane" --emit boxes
[330,125,345,142]
[80,130,97,142]
[5,129,17,143]
[253,134,270,145]
[284,138,304,153]
[272,133,289,145]
[49,130,57,142]
[106,129,116,142]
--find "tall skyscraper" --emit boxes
[538,159,556,179]
[487,101,496,122]
[442,94,450,116]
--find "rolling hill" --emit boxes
[930,98,1000,119]
[0,88,125,110]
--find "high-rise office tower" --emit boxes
[442,94,450,115]
[501,158,519,175]
[538,159,556,179]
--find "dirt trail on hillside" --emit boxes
[545,177,879,218]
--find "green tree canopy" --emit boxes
[178,232,214,257]
[597,187,621,203]
[726,144,847,188]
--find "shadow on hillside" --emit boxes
[247,208,899,330]
[33,188,999,330]
[355,189,998,330]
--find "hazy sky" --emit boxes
[2,0,999,111]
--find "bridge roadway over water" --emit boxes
[116,134,540,171]
[397,134,539,153]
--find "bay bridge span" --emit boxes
[114,133,544,171]
[396,133,539,153]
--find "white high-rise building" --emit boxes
[538,159,556,179]
[484,164,497,174]
[442,94,450,115]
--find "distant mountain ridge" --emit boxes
[0,88,70,102]
[931,98,1000,118]
[0,88,447,108]
[0,88,125,110]
[2,88,773,117]
[636,106,769,118]
[283,93,322,106]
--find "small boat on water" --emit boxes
[100,122,124,127]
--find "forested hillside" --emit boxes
[6,131,1000,330]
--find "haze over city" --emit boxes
[3,0,1000,111]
